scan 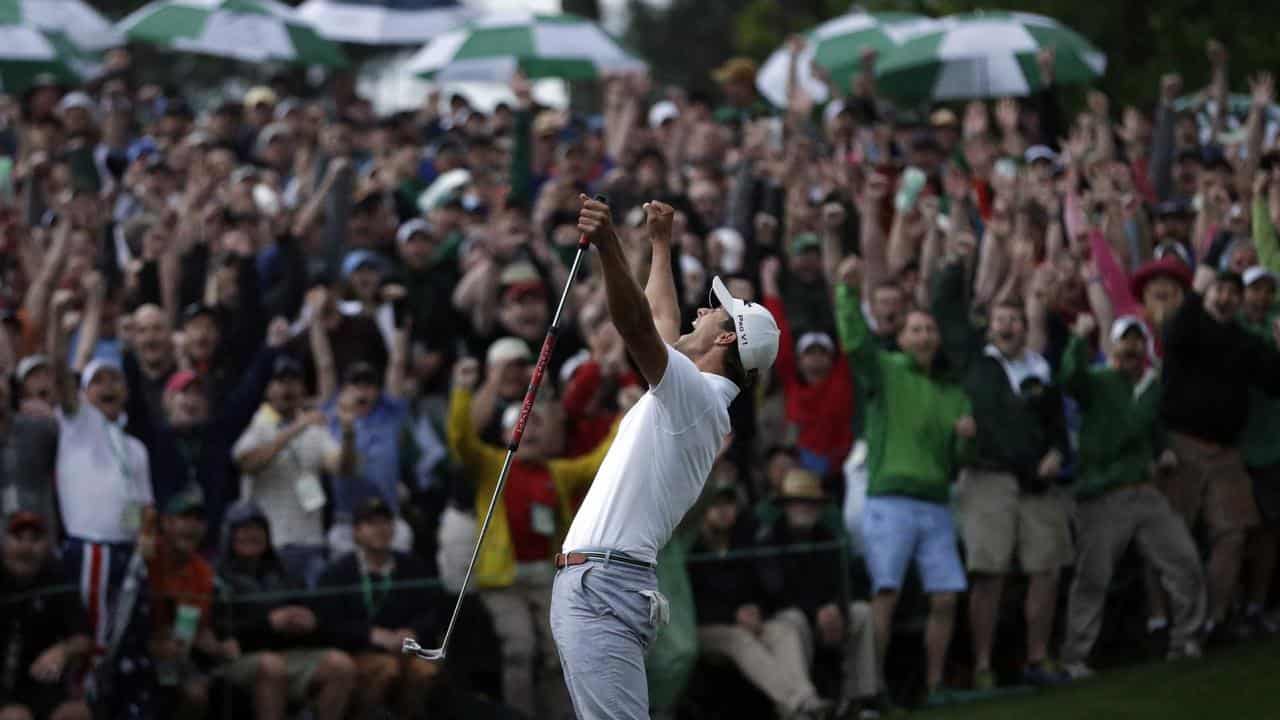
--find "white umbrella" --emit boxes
[297,0,472,45]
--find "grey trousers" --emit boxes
[1062,484,1206,663]
[550,558,666,720]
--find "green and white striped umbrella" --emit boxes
[0,16,80,94]
[875,11,1106,102]
[757,11,940,108]
[406,11,646,83]
[119,0,347,68]
[7,0,122,52]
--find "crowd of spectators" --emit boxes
[0,31,1279,720]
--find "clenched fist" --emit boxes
[577,195,614,245]
[643,200,675,244]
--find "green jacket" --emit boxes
[1239,312,1280,468]
[834,284,973,503]
[1057,336,1165,499]
[932,262,1069,488]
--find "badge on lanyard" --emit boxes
[120,502,142,533]
[295,475,328,513]
[174,604,202,648]
[530,503,556,537]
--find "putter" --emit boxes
[404,195,606,663]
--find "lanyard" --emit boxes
[360,570,392,619]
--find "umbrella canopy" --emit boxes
[0,16,80,94]
[4,0,122,52]
[119,0,347,68]
[406,11,645,83]
[757,11,940,108]
[875,11,1106,102]
[297,0,471,45]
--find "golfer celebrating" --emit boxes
[551,196,779,719]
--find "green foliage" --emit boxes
[623,0,757,94]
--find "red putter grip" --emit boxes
[509,329,559,449]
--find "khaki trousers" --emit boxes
[481,563,570,718]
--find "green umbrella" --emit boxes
[756,11,941,107]
[876,11,1106,102]
[119,0,347,68]
[4,0,122,52]
[0,14,80,94]
[405,11,645,82]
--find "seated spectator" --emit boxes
[689,476,832,719]
[214,501,357,720]
[834,257,973,705]
[315,498,442,719]
[1058,315,1206,678]
[0,511,92,720]
[757,470,882,718]
[233,355,356,587]
[147,489,238,719]
[447,357,617,717]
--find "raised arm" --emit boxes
[305,288,337,402]
[22,219,70,336]
[47,290,79,415]
[578,195,668,386]
[642,201,681,344]
[833,256,883,395]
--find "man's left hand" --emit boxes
[1037,449,1064,480]
[816,604,844,647]
[29,644,67,683]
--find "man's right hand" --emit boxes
[452,357,481,391]
[578,195,614,246]
[837,255,863,289]
[1072,313,1098,339]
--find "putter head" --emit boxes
[401,637,445,661]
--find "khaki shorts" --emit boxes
[221,649,326,702]
[1161,433,1259,537]
[954,469,1073,574]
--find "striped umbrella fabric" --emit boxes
[757,11,941,108]
[0,16,80,94]
[119,0,347,68]
[405,11,645,83]
[875,11,1106,102]
[297,0,472,45]
[3,0,122,52]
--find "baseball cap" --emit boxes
[1024,145,1058,165]
[930,108,959,128]
[709,276,780,376]
[244,86,278,109]
[789,233,821,255]
[354,496,394,524]
[712,57,758,85]
[778,469,826,502]
[1243,266,1278,288]
[7,511,47,535]
[80,358,123,390]
[57,91,97,117]
[271,355,304,380]
[165,485,207,516]
[487,337,533,367]
[396,219,432,246]
[164,370,203,394]
[796,332,835,354]
[341,250,388,280]
[1130,255,1193,300]
[343,361,381,387]
[14,354,50,383]
[1110,315,1150,344]
[648,100,680,129]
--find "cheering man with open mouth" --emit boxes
[550,195,780,719]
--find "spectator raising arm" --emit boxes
[308,287,338,402]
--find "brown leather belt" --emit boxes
[554,550,656,570]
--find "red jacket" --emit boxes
[763,294,855,472]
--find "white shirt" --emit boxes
[562,346,738,563]
[233,405,341,548]
[56,402,153,543]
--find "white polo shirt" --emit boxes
[56,402,153,543]
[562,345,738,563]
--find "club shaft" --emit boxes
[432,238,592,658]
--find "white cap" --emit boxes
[57,91,97,117]
[1110,315,1155,360]
[648,100,679,129]
[80,358,123,390]
[14,354,50,383]
[1243,265,1278,288]
[710,276,780,375]
[396,218,432,245]
[796,332,835,354]
[486,337,533,367]
[1024,144,1058,165]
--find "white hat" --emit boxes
[647,100,679,129]
[57,91,97,117]
[80,358,123,390]
[710,276,780,375]
[14,355,50,383]
[796,332,835,354]
[486,337,533,367]
[1243,265,1278,288]
[1024,144,1058,165]
[1110,315,1155,360]
[708,227,745,274]
[396,219,432,245]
